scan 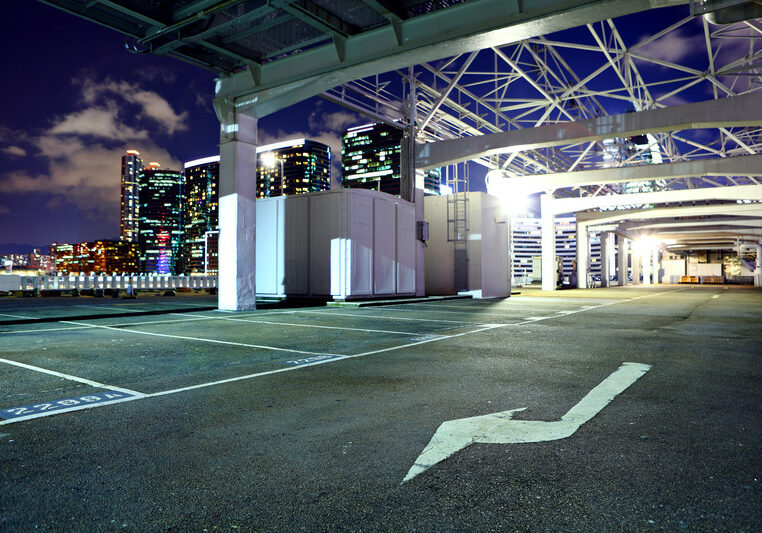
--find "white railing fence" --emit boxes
[0,275,217,292]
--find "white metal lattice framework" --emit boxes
[326,6,762,193]
[324,5,762,272]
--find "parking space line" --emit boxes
[0,357,143,397]
[351,324,503,357]
[318,306,519,319]
[62,321,343,357]
[295,309,492,325]
[0,325,95,335]
[190,314,428,335]
[0,289,680,426]
[0,312,32,319]
[510,289,679,326]
[0,316,219,335]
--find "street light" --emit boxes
[485,169,529,215]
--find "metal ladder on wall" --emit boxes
[447,163,469,292]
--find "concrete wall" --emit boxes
[424,192,509,298]
[256,188,416,299]
[661,259,686,283]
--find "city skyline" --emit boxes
[0,0,365,252]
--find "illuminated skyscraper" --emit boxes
[138,163,183,274]
[120,149,142,243]
[341,123,441,196]
[256,139,331,198]
[182,156,219,275]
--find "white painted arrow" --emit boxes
[403,362,651,483]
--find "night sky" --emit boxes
[0,0,365,252]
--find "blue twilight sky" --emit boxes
[0,0,367,251]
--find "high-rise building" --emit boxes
[256,139,331,198]
[90,240,139,274]
[182,156,219,275]
[121,150,142,243]
[138,164,183,274]
[341,123,441,196]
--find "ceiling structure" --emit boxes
[38,0,762,261]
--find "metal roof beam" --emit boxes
[415,92,762,169]
[548,184,762,215]
[509,153,762,195]
[216,0,687,117]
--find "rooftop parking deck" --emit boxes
[1,285,760,531]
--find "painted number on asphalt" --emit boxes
[0,391,136,420]
[284,355,345,366]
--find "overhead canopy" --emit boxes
[39,0,683,117]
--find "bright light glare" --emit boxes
[632,236,659,254]
[485,169,529,214]
[260,151,277,167]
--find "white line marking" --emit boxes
[712,294,720,299]
[187,314,421,336]
[403,362,652,482]
[0,325,94,335]
[510,289,680,326]
[73,305,144,312]
[62,321,341,357]
[0,312,32,319]
[295,309,489,325]
[0,357,143,396]
[350,325,502,358]
[324,306,518,319]
[0,395,143,425]
[0,316,218,335]
[1,289,678,426]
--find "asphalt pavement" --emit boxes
[0,285,760,531]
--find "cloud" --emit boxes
[308,108,362,133]
[78,77,188,134]
[2,146,27,157]
[635,28,706,64]
[0,140,181,222]
[49,104,148,140]
[0,75,185,231]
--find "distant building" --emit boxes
[1,249,54,274]
[50,241,138,274]
[50,242,78,273]
[341,123,441,196]
[90,240,139,274]
[182,156,219,275]
[121,150,142,243]
[256,139,331,198]
[138,164,183,274]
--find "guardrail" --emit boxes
[0,275,217,292]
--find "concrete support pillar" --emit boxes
[653,248,660,284]
[541,193,556,291]
[576,222,589,289]
[402,67,425,297]
[218,106,258,311]
[616,235,628,286]
[642,247,651,286]
[632,249,641,285]
[600,232,611,288]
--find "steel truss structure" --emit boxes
[326,7,762,197]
